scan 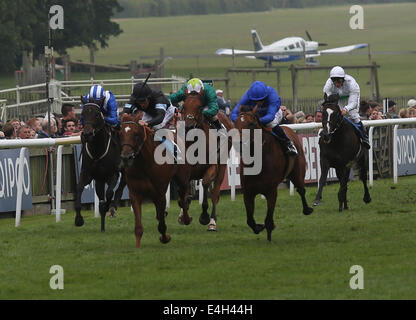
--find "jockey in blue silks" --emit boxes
[82,85,120,128]
[230,81,298,156]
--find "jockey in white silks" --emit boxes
[323,66,370,149]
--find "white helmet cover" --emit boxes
[330,66,345,78]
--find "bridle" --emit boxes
[183,95,204,130]
[82,103,105,136]
[121,121,150,159]
[323,103,345,137]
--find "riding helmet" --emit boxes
[247,81,268,101]
[131,82,152,103]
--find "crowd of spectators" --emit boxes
[0,103,82,140]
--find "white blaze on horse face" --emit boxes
[326,108,334,132]
[125,126,131,133]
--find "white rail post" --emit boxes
[16,85,20,116]
[15,147,27,227]
[94,182,99,218]
[166,183,170,208]
[393,125,398,184]
[290,181,294,196]
[198,179,203,204]
[53,145,64,222]
[368,126,375,187]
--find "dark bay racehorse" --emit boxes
[313,94,371,211]
[74,96,126,231]
[235,106,313,241]
[180,93,234,231]
[120,113,192,248]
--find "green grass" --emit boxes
[1,3,416,105]
[1,176,416,299]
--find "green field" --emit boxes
[63,3,416,102]
[1,3,416,107]
[1,177,415,300]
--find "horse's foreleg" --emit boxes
[244,192,264,234]
[289,170,313,215]
[74,173,93,227]
[336,167,348,212]
[130,192,144,248]
[176,179,193,226]
[95,180,106,232]
[207,165,227,232]
[104,175,119,219]
[199,165,217,226]
[155,197,171,244]
[314,159,330,206]
[264,188,277,241]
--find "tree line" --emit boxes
[115,0,414,18]
[0,0,122,73]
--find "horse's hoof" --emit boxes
[178,213,185,225]
[313,200,320,206]
[164,211,168,217]
[160,234,171,244]
[207,219,217,232]
[253,224,265,234]
[303,207,314,215]
[363,196,372,204]
[199,213,210,225]
[75,216,84,227]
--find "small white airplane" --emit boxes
[215,30,368,66]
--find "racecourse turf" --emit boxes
[0,176,415,299]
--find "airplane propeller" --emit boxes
[305,30,328,46]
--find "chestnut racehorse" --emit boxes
[120,113,192,248]
[234,106,313,241]
[180,93,234,231]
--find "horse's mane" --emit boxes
[240,105,253,113]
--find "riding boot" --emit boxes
[271,125,298,156]
[211,118,228,149]
[358,121,371,149]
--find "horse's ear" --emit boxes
[121,113,131,122]
[238,105,242,113]
[253,105,258,114]
[81,95,87,105]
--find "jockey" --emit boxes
[82,85,120,129]
[323,66,370,149]
[127,81,180,160]
[125,81,175,130]
[230,81,298,156]
[168,78,225,133]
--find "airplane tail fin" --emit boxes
[251,30,263,51]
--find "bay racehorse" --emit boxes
[74,96,126,231]
[313,93,371,211]
[180,93,234,231]
[234,105,313,241]
[120,113,192,248]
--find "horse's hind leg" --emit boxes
[95,180,106,232]
[130,192,144,248]
[176,178,193,225]
[155,197,171,244]
[74,173,93,227]
[104,175,118,220]
[358,154,371,204]
[109,171,126,217]
[244,192,265,234]
[289,171,313,215]
[198,183,210,226]
[264,189,277,242]
[336,167,348,212]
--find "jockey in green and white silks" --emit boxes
[323,66,370,149]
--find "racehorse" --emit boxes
[234,105,313,241]
[119,113,192,248]
[313,93,371,211]
[180,93,234,231]
[74,96,126,231]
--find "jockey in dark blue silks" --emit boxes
[81,85,120,129]
[230,81,298,156]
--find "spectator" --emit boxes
[26,117,42,138]
[38,118,58,138]
[29,129,36,139]
[10,118,21,135]
[398,108,409,118]
[369,109,383,120]
[305,114,314,122]
[385,100,398,119]
[215,89,231,116]
[2,122,16,139]
[314,110,323,123]
[17,125,32,139]
[408,107,416,118]
[60,103,76,134]
[407,99,416,109]
[294,111,306,123]
[62,119,81,136]
[280,105,295,124]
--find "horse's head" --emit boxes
[182,93,204,130]
[321,94,343,144]
[234,105,261,145]
[119,112,148,168]
[80,95,106,143]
